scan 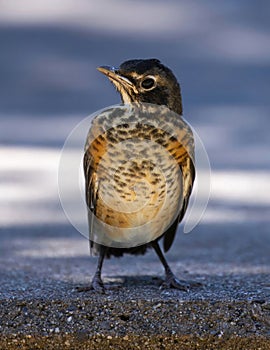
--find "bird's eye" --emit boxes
[141,76,156,90]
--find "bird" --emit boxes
[82,58,195,293]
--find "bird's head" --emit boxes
[97,58,183,115]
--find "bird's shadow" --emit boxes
[75,275,162,292]
[75,274,203,294]
[105,274,162,288]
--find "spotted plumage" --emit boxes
[82,59,195,293]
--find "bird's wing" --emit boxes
[83,150,98,252]
[84,151,94,211]
[163,132,196,253]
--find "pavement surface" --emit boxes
[1,222,270,349]
[1,1,270,349]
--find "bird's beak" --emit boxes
[97,66,133,87]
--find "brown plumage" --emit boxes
[82,59,195,292]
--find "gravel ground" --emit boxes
[1,222,269,349]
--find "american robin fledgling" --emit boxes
[83,59,195,293]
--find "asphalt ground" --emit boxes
[1,221,269,349]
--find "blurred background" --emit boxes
[0,0,269,235]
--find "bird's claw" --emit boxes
[76,275,105,293]
[162,272,202,291]
[91,277,106,293]
[162,275,190,291]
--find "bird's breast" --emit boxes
[85,104,194,245]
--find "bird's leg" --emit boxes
[77,245,107,293]
[90,245,107,293]
[152,241,190,291]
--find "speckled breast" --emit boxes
[84,103,194,247]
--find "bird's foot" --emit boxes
[76,275,105,293]
[162,274,190,291]
[91,275,106,293]
[162,272,202,291]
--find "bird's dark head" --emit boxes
[97,59,183,115]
